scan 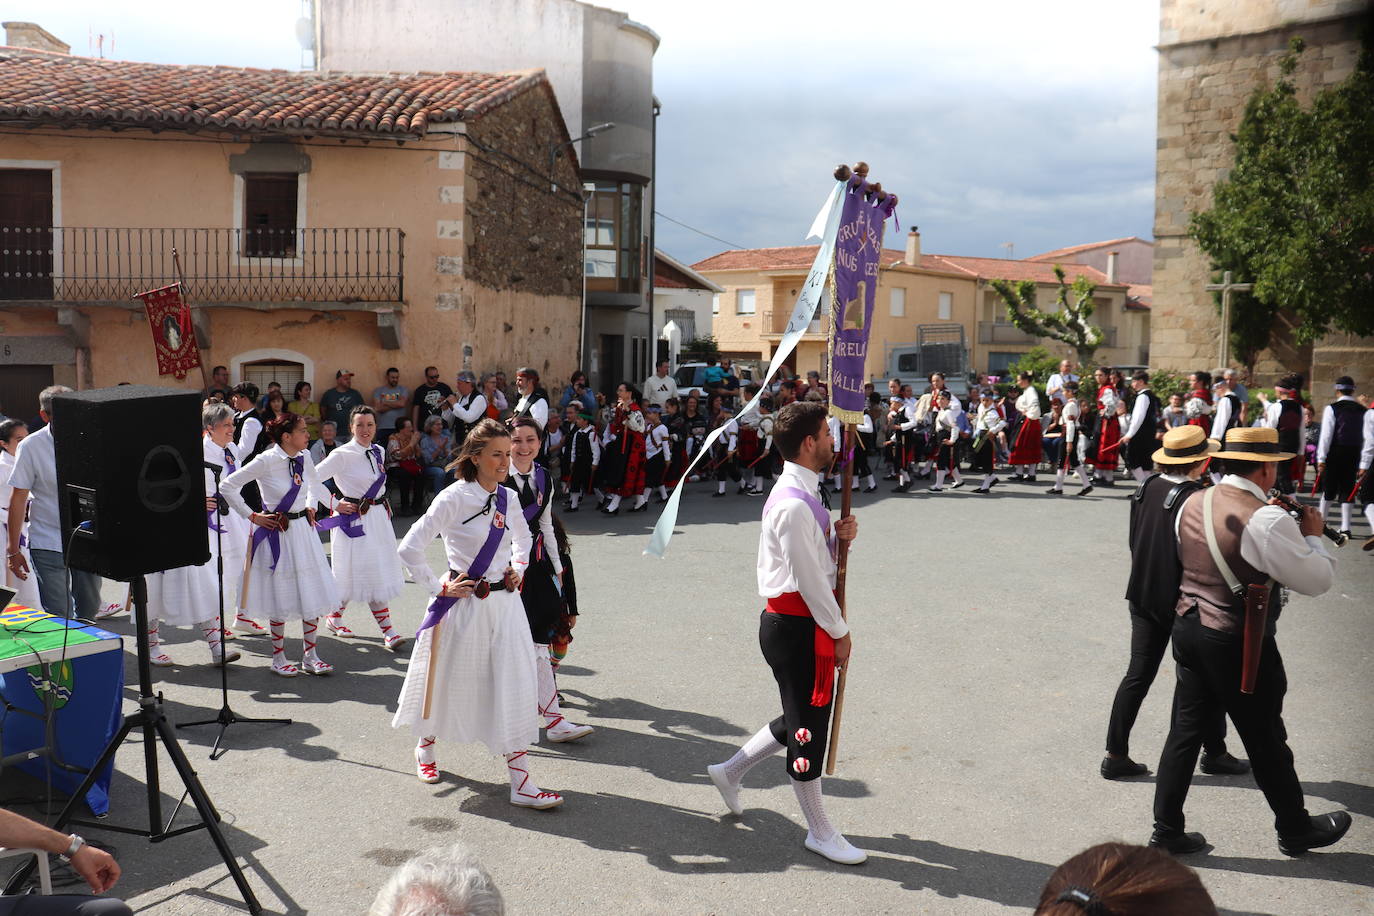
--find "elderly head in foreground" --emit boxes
[370,845,504,916]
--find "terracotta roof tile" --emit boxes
[0,47,548,138]
[1126,283,1152,309]
[1027,237,1148,261]
[693,246,1123,287]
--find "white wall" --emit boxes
[316,0,587,140]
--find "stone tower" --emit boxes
[1151,0,1371,406]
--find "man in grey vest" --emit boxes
[1150,427,1349,856]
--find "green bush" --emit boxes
[680,335,720,361]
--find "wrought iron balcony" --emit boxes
[0,227,404,305]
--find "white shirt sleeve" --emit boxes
[1124,392,1150,439]
[1210,397,1233,440]
[531,399,549,429]
[1099,388,1118,414]
[1240,505,1335,597]
[443,393,487,426]
[537,494,562,576]
[857,414,874,434]
[221,453,268,519]
[772,501,848,640]
[235,417,262,463]
[302,451,326,509]
[396,495,453,595]
[1262,401,1281,429]
[1360,410,1374,471]
[590,431,601,465]
[1316,405,1335,463]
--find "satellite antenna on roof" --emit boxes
[87,28,114,59]
[1001,241,1014,259]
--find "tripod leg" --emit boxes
[1,714,139,894]
[153,715,262,915]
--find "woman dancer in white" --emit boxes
[314,406,406,650]
[394,419,563,809]
[222,413,339,677]
[144,404,243,666]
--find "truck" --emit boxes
[877,323,971,400]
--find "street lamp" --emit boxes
[549,122,615,192]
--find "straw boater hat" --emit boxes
[1152,425,1220,465]
[1210,426,1295,462]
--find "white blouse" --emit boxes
[222,443,323,517]
[314,439,387,500]
[397,478,533,595]
[1016,386,1042,420]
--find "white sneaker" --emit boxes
[707,763,743,816]
[804,830,868,865]
[211,647,241,666]
[546,720,593,743]
[150,650,175,667]
[94,602,125,620]
[233,617,269,637]
[510,786,564,809]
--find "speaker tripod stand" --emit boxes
[179,462,291,759]
[2,577,263,915]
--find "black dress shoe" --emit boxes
[863,485,877,493]
[1076,485,1095,497]
[628,502,648,513]
[711,491,726,498]
[1199,751,1250,775]
[949,480,965,490]
[1148,829,1207,855]
[1100,755,1149,779]
[1278,811,1352,856]
[891,483,910,493]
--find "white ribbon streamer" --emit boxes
[645,180,846,558]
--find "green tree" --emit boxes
[989,266,1105,367]
[680,335,720,362]
[1190,35,1374,353]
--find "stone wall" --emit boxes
[464,86,584,299]
[1151,1,1371,405]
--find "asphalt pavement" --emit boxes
[4,473,1371,914]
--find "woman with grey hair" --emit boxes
[142,403,244,666]
[370,844,503,916]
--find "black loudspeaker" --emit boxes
[53,386,209,581]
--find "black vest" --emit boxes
[1332,399,1365,449]
[1275,399,1302,453]
[1125,473,1205,627]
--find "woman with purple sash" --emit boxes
[222,413,339,677]
[393,419,564,810]
[314,406,406,651]
[507,418,592,745]
[143,403,244,667]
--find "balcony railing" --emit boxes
[760,309,824,337]
[977,321,1117,348]
[0,227,404,304]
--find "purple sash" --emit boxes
[517,465,550,561]
[249,454,303,571]
[764,485,836,557]
[417,485,509,634]
[208,446,236,534]
[316,444,386,539]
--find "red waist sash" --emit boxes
[766,591,837,707]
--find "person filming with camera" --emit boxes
[1149,426,1349,857]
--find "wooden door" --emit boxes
[0,364,55,426]
[0,170,54,299]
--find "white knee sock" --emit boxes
[720,724,785,784]
[918,461,930,475]
[981,474,996,489]
[416,735,437,765]
[1364,504,1374,529]
[864,474,875,489]
[570,491,581,509]
[1318,497,1329,519]
[792,777,838,842]
[270,619,288,667]
[933,469,946,488]
[369,600,398,638]
[950,468,962,483]
[1132,467,1150,482]
[1340,503,1352,530]
[657,485,669,499]
[199,619,224,656]
[148,619,167,657]
[1054,469,1065,489]
[302,618,323,663]
[535,645,566,729]
[606,494,622,511]
[1077,467,1093,488]
[633,491,647,508]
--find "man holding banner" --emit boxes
[707,400,866,865]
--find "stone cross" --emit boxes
[1204,270,1254,368]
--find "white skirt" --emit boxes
[329,510,404,606]
[146,560,222,627]
[392,589,539,756]
[239,520,340,622]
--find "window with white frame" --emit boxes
[736,288,756,315]
[889,287,906,317]
[712,293,720,315]
[938,291,953,320]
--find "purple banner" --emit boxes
[829,177,897,424]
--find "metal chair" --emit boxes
[0,846,53,894]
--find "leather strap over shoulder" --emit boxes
[1132,472,1162,503]
[1164,478,1204,510]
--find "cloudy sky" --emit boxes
[14,0,1159,266]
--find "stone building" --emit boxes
[0,41,582,413]
[1152,0,1371,404]
[313,0,660,396]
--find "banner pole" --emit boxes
[824,422,856,775]
[172,247,212,393]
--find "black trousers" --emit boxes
[387,467,423,508]
[1105,613,1228,758]
[760,611,832,782]
[1153,610,1309,835]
